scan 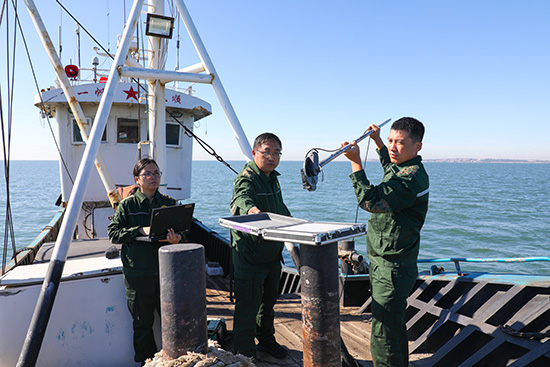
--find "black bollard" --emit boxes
[300,242,341,367]
[159,244,207,358]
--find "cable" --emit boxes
[55,0,238,175]
[1,0,16,274]
[167,109,239,175]
[354,137,371,223]
[11,0,74,184]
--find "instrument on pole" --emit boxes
[300,118,391,191]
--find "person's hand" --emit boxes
[248,207,261,214]
[341,141,361,162]
[367,124,384,149]
[341,141,363,172]
[161,228,182,244]
[367,124,380,140]
[140,226,150,235]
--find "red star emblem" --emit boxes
[123,86,139,101]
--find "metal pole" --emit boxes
[319,118,391,169]
[339,240,355,275]
[16,1,145,365]
[173,0,252,161]
[159,244,207,357]
[148,0,167,175]
[24,0,122,208]
[300,242,341,367]
[119,66,213,84]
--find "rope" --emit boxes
[354,136,371,223]
[499,324,550,340]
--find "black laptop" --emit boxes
[136,203,195,242]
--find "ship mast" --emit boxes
[148,0,168,176]
[18,1,253,363]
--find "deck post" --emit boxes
[159,244,208,358]
[300,242,341,367]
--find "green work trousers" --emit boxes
[370,263,418,367]
[232,252,281,357]
[124,275,160,363]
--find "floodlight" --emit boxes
[145,13,175,39]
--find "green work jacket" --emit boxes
[350,146,429,267]
[230,160,291,267]
[107,189,177,278]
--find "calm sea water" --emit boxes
[1,160,549,275]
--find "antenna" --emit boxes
[58,1,62,60]
[301,119,392,191]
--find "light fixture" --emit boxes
[145,13,175,39]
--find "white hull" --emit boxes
[0,256,160,367]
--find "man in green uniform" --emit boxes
[108,158,181,364]
[342,117,429,367]
[230,132,290,360]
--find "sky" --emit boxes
[1,0,549,162]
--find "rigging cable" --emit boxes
[1,0,16,274]
[55,0,238,175]
[10,0,73,184]
[167,109,239,175]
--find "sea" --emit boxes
[1,160,549,275]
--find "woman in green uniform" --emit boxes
[108,158,181,364]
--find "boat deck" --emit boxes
[205,274,431,367]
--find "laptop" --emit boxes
[136,203,195,242]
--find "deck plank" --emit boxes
[206,275,431,367]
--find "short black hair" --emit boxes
[391,117,425,142]
[133,158,159,177]
[253,132,282,150]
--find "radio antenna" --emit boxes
[301,118,391,191]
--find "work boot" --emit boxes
[257,340,288,359]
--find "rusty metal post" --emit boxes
[300,242,341,367]
[159,244,207,358]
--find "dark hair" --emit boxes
[253,132,282,150]
[391,117,425,142]
[133,158,159,177]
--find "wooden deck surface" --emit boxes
[205,275,431,367]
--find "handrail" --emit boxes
[418,257,550,275]
[418,256,550,263]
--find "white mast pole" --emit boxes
[173,0,253,161]
[148,0,167,180]
[17,1,145,365]
[24,0,122,208]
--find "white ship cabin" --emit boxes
[35,80,211,238]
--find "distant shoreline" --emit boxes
[4,158,550,164]
[422,158,550,164]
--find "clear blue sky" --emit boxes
[2,0,549,161]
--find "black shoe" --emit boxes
[257,341,288,359]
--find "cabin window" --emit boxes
[117,118,140,143]
[166,122,180,146]
[73,118,107,143]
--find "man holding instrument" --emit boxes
[342,117,429,367]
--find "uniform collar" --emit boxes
[134,188,162,204]
[380,146,423,167]
[397,154,423,168]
